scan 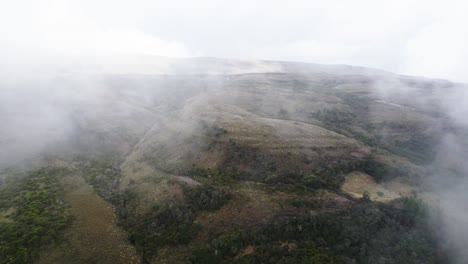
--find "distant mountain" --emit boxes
[64,54,394,76]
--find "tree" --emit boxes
[362,191,371,202]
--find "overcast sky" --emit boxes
[1,0,467,81]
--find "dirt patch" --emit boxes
[279,241,297,252]
[235,245,256,259]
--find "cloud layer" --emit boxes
[0,0,467,80]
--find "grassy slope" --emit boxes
[91,74,444,263]
[37,174,140,264]
[0,72,453,263]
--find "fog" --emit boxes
[370,75,468,263]
[2,53,468,264]
[1,1,468,263]
[2,0,468,80]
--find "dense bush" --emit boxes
[265,171,334,192]
[184,185,231,211]
[0,167,71,264]
[126,205,200,260]
[190,200,439,264]
[110,185,231,261]
[313,93,439,165]
[360,158,407,182]
[190,167,242,184]
[221,139,278,180]
[385,134,438,164]
[75,158,114,183]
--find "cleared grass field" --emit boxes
[38,175,140,264]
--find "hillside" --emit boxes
[0,58,466,263]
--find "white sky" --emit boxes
[1,0,468,81]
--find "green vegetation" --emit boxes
[222,139,277,180]
[205,125,228,138]
[74,158,114,184]
[265,171,336,192]
[0,69,457,264]
[360,158,408,182]
[0,167,71,264]
[111,190,199,261]
[312,94,376,147]
[129,205,199,260]
[402,192,426,217]
[74,158,121,201]
[111,187,229,261]
[184,185,231,211]
[191,138,358,191]
[313,93,439,165]
[107,183,231,261]
[289,198,322,210]
[384,133,437,165]
[362,191,371,201]
[190,167,241,184]
[190,200,439,264]
[191,165,343,193]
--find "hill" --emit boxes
[0,57,466,263]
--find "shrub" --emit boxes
[184,185,231,212]
[190,202,439,263]
[0,167,71,263]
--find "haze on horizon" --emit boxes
[1,0,468,81]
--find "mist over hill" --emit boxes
[1,57,468,263]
